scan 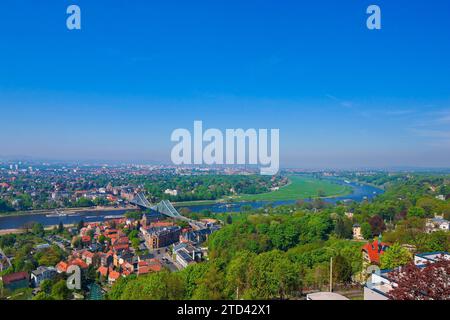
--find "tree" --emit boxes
[58,221,64,233]
[407,206,426,218]
[380,243,412,270]
[32,222,44,236]
[192,263,226,300]
[333,255,352,284]
[224,251,256,298]
[108,271,185,300]
[32,292,55,300]
[77,220,85,231]
[361,222,372,240]
[40,279,53,294]
[246,250,301,299]
[51,279,71,300]
[334,217,353,239]
[388,258,450,300]
[368,215,386,236]
[125,211,142,220]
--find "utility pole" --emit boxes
[329,257,333,292]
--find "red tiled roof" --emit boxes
[70,258,89,269]
[138,266,151,275]
[1,271,28,285]
[81,235,91,243]
[113,244,129,252]
[150,221,174,228]
[108,270,121,280]
[362,239,390,264]
[97,266,108,277]
[56,261,69,272]
[82,251,95,259]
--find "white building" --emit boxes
[426,215,449,233]
[306,292,349,300]
[31,266,57,287]
[364,252,450,300]
[173,242,202,268]
[164,189,178,196]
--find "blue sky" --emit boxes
[0,0,450,168]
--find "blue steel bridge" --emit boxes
[130,192,190,222]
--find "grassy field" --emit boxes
[234,175,352,202]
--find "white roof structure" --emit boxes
[306,292,350,300]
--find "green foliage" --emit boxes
[33,292,55,300]
[125,211,142,220]
[31,223,44,236]
[51,280,71,300]
[408,206,427,218]
[34,245,66,267]
[245,250,301,299]
[107,271,185,300]
[380,243,413,270]
[334,216,353,239]
[361,222,372,240]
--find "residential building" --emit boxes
[108,268,121,284]
[362,237,390,265]
[425,215,449,233]
[81,250,95,265]
[173,242,203,268]
[0,272,29,291]
[141,226,181,249]
[352,224,364,240]
[31,266,57,287]
[364,252,450,300]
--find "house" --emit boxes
[81,235,92,245]
[81,251,95,265]
[108,269,121,284]
[97,266,108,278]
[414,251,450,265]
[99,252,113,267]
[137,259,162,275]
[56,261,69,273]
[0,272,29,291]
[425,215,449,233]
[352,224,364,240]
[31,266,57,287]
[67,258,89,270]
[164,189,178,196]
[362,236,390,265]
[180,227,218,245]
[35,243,51,251]
[173,242,203,268]
[364,252,450,300]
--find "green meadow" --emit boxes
[234,175,352,202]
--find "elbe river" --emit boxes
[0,180,383,230]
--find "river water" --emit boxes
[0,180,383,230]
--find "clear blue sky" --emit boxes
[0,0,450,168]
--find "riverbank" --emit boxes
[174,176,352,207]
[0,205,136,218]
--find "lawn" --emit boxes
[234,175,352,202]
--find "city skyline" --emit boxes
[1,0,450,168]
